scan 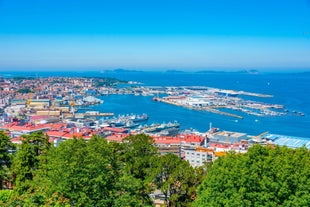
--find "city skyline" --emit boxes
[0,0,310,71]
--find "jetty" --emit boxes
[237,91,273,98]
[203,107,243,119]
[156,98,243,119]
[75,111,114,118]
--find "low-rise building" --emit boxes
[184,147,214,167]
[210,131,247,144]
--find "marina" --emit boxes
[149,86,285,119]
[155,97,244,119]
[0,74,309,169]
[80,111,114,117]
[0,72,309,138]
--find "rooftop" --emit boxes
[215,131,247,138]
[265,134,310,149]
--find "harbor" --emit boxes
[0,75,308,138]
[0,75,309,171]
[155,97,244,119]
[150,86,285,119]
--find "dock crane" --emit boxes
[226,132,231,144]
[26,93,33,109]
[254,132,268,142]
[71,99,75,116]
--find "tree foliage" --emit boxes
[152,154,202,207]
[11,131,50,194]
[0,131,15,189]
[122,134,159,204]
[0,132,211,207]
[33,134,159,206]
[17,88,32,94]
[194,145,310,207]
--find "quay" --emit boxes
[203,107,243,119]
[76,111,114,117]
[237,91,273,98]
[156,98,243,119]
[84,113,114,117]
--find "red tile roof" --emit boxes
[30,115,50,120]
[152,134,204,145]
[210,143,230,149]
[46,130,67,138]
[1,124,50,132]
[61,132,85,139]
[106,134,129,142]
[103,127,128,133]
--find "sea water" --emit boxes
[1,70,309,137]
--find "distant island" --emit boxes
[196,69,260,74]
[164,70,186,73]
[100,68,144,73]
[98,68,261,74]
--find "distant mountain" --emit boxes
[196,69,260,74]
[196,70,226,74]
[101,69,144,73]
[165,70,186,73]
[239,69,259,74]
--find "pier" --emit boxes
[203,107,243,119]
[237,91,273,98]
[75,111,114,118]
[156,98,243,119]
[84,113,114,117]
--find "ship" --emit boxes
[103,113,149,128]
[141,121,180,134]
[155,121,180,131]
[130,113,149,122]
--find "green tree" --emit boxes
[0,189,70,207]
[17,88,32,94]
[38,135,157,206]
[11,140,37,194]
[153,154,199,207]
[25,131,50,157]
[194,145,310,207]
[122,134,159,205]
[123,134,158,180]
[0,131,15,189]
[43,138,93,206]
[11,131,50,194]
[0,190,12,205]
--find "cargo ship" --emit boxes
[140,121,180,134]
[130,113,149,122]
[102,113,149,128]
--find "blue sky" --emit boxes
[0,0,309,71]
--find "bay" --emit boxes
[1,70,309,137]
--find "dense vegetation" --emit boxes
[0,131,309,206]
[93,77,128,87]
[17,88,32,94]
[194,145,310,207]
[0,132,203,206]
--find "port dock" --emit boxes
[75,111,114,118]
[157,98,243,119]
